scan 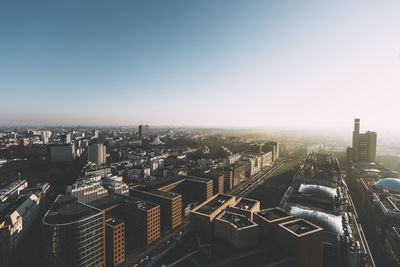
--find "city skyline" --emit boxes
[1,1,400,132]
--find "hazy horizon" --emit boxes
[1,1,399,131]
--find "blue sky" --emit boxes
[0,1,399,131]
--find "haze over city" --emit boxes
[3,1,400,267]
[1,0,400,132]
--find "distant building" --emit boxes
[189,169,224,195]
[60,133,71,144]
[66,177,108,203]
[222,154,241,168]
[224,164,246,191]
[138,125,149,139]
[150,136,165,145]
[42,195,105,267]
[93,130,99,139]
[103,177,129,196]
[348,118,377,162]
[41,131,52,144]
[88,143,107,166]
[50,144,75,162]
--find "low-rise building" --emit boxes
[229,197,260,220]
[191,194,236,233]
[253,207,294,241]
[277,219,324,267]
[214,211,259,249]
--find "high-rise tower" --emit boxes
[349,119,377,162]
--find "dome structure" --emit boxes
[298,184,337,200]
[289,206,344,236]
[373,178,400,194]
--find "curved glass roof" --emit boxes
[289,206,344,236]
[374,178,400,194]
[298,184,337,200]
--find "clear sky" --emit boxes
[0,0,399,132]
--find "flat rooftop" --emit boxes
[131,185,181,199]
[196,194,233,215]
[219,212,254,228]
[122,197,158,211]
[280,219,322,236]
[43,195,102,225]
[106,216,123,227]
[184,175,213,184]
[256,208,292,221]
[89,194,122,210]
[89,193,159,211]
[234,198,259,210]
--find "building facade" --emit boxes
[42,195,106,267]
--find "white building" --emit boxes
[223,154,241,168]
[0,180,28,203]
[66,178,108,203]
[88,143,107,166]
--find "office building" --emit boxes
[349,118,377,162]
[222,154,241,168]
[42,195,105,267]
[158,176,213,203]
[88,143,107,166]
[60,133,71,144]
[189,170,224,195]
[253,208,294,241]
[224,164,246,191]
[41,130,52,144]
[50,144,75,162]
[93,130,99,139]
[105,216,125,267]
[130,186,181,230]
[191,194,236,233]
[90,194,161,246]
[214,211,259,249]
[277,219,324,267]
[138,125,150,139]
